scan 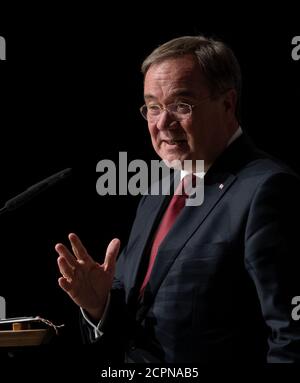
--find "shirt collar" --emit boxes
[180,126,243,180]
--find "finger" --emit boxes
[58,276,73,293]
[104,238,120,273]
[68,233,93,262]
[58,277,81,304]
[57,256,75,281]
[55,243,77,268]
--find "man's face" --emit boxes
[143,54,236,170]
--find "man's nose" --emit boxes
[156,110,178,131]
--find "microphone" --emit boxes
[0,168,72,215]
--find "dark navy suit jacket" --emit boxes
[82,134,300,363]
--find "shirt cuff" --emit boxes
[80,293,111,339]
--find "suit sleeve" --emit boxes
[244,172,300,362]
[78,254,127,362]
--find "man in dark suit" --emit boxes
[55,35,300,362]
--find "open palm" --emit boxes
[55,233,120,320]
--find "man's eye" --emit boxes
[148,105,160,111]
[147,105,161,114]
[176,103,190,113]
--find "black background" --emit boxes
[0,6,299,365]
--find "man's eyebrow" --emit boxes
[171,90,196,98]
[144,90,196,101]
[144,94,157,101]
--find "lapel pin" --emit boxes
[219,183,224,190]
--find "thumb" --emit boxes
[104,238,120,273]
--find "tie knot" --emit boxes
[175,174,197,197]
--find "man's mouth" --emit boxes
[163,139,187,146]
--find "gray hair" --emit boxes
[141,35,242,121]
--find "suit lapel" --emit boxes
[124,190,172,300]
[145,172,236,303]
[125,171,184,299]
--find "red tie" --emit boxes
[139,176,191,295]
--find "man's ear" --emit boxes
[223,89,237,116]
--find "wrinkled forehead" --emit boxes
[144,55,209,101]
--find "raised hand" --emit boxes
[55,233,120,321]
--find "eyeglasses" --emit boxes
[140,95,212,122]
